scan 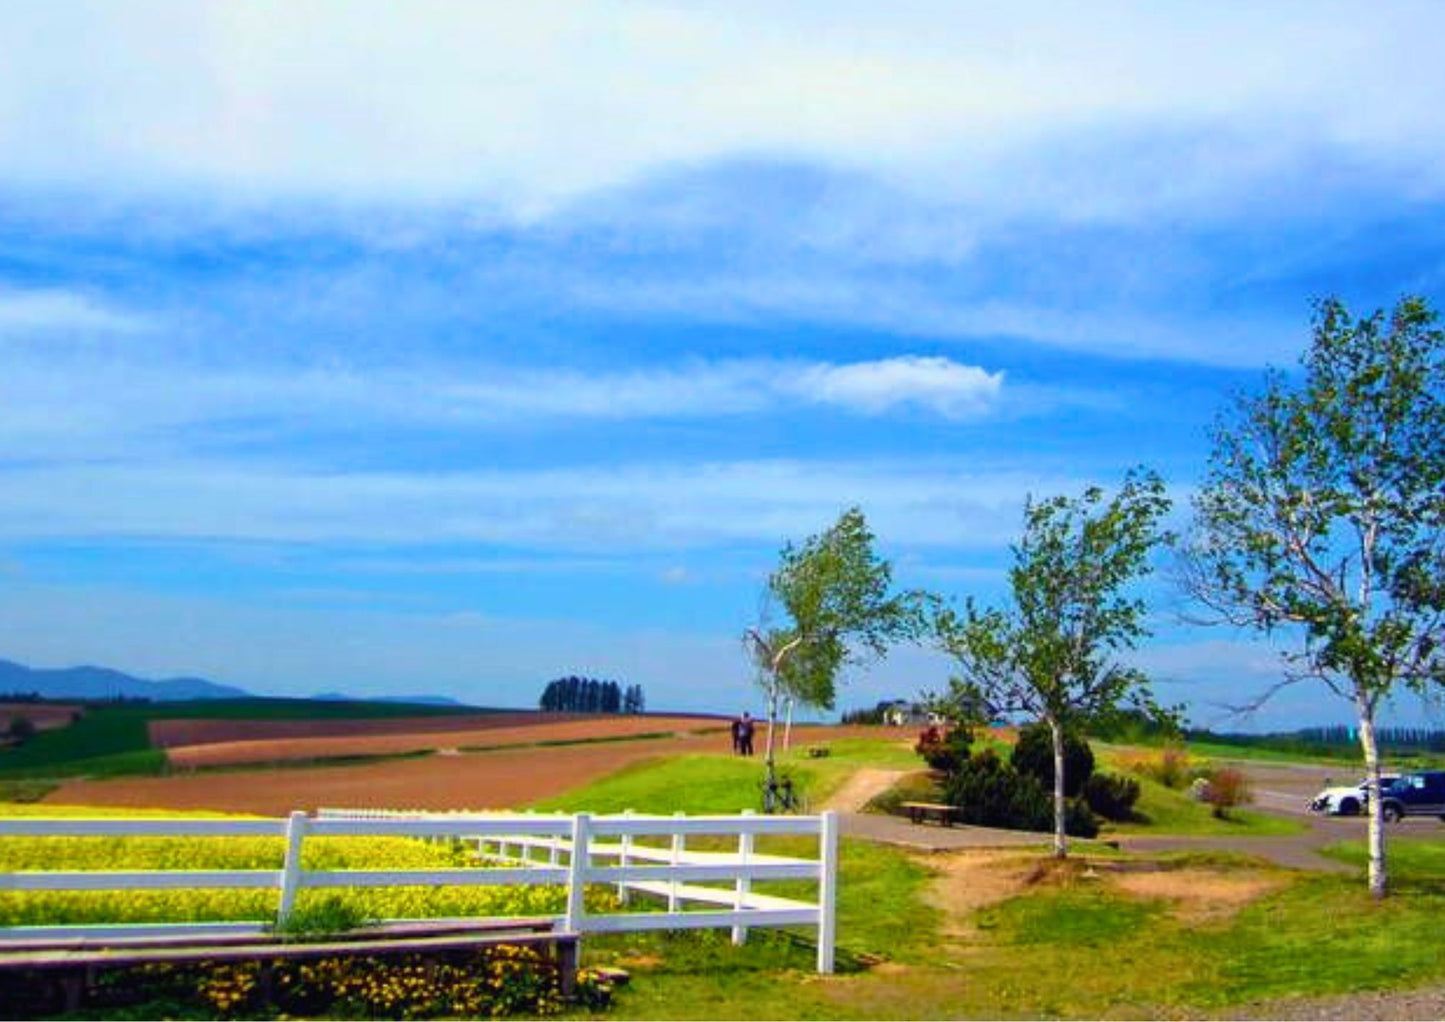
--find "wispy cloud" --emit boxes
[0,352,1006,460]
[0,455,1076,551]
[0,287,146,336]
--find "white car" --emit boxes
[1309,775,1400,816]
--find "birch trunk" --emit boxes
[1049,716,1067,859]
[1358,708,1387,899]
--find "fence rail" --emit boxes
[0,809,839,973]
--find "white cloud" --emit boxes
[2,3,1443,217]
[792,356,1001,417]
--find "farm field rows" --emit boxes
[159,712,730,768]
[0,701,80,732]
[43,725,884,814]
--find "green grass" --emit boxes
[1320,835,1445,881]
[532,753,798,815]
[1105,772,1305,836]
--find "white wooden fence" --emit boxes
[0,810,840,973]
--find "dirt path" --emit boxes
[820,768,909,812]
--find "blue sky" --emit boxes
[2,2,1444,729]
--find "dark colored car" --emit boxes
[1379,771,1445,823]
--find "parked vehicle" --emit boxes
[1379,771,1445,823]
[1308,774,1400,816]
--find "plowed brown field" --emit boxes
[45,724,884,815]
[148,712,598,748]
[157,714,727,769]
[0,702,81,732]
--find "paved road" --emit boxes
[839,811,1057,851]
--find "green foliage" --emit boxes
[747,507,927,713]
[1082,771,1141,821]
[939,749,1098,837]
[1011,721,1095,797]
[272,894,374,940]
[1187,295,1445,894]
[936,468,1172,853]
[913,724,971,774]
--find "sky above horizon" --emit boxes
[2,2,1443,731]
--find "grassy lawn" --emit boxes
[1104,773,1304,837]
[578,845,1445,1020]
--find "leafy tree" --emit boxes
[744,507,926,807]
[936,469,1172,857]
[1011,721,1094,798]
[1183,295,1445,898]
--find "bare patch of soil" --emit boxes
[1110,867,1283,924]
[927,850,1041,940]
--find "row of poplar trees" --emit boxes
[537,676,645,714]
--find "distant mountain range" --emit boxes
[0,658,250,702]
[0,658,475,707]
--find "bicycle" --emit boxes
[761,774,809,814]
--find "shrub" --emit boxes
[1011,722,1095,798]
[1082,771,1141,822]
[942,749,1097,837]
[915,724,971,775]
[1123,744,1193,789]
[1201,767,1253,818]
[1065,796,1101,839]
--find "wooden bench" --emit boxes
[900,801,958,826]
[0,919,579,1014]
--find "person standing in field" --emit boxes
[730,715,743,755]
[739,712,755,756]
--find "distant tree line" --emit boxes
[1190,726,1445,757]
[538,676,645,714]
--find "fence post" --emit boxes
[731,809,754,945]
[668,811,685,913]
[564,813,590,933]
[276,810,308,926]
[618,810,633,906]
[816,811,838,974]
